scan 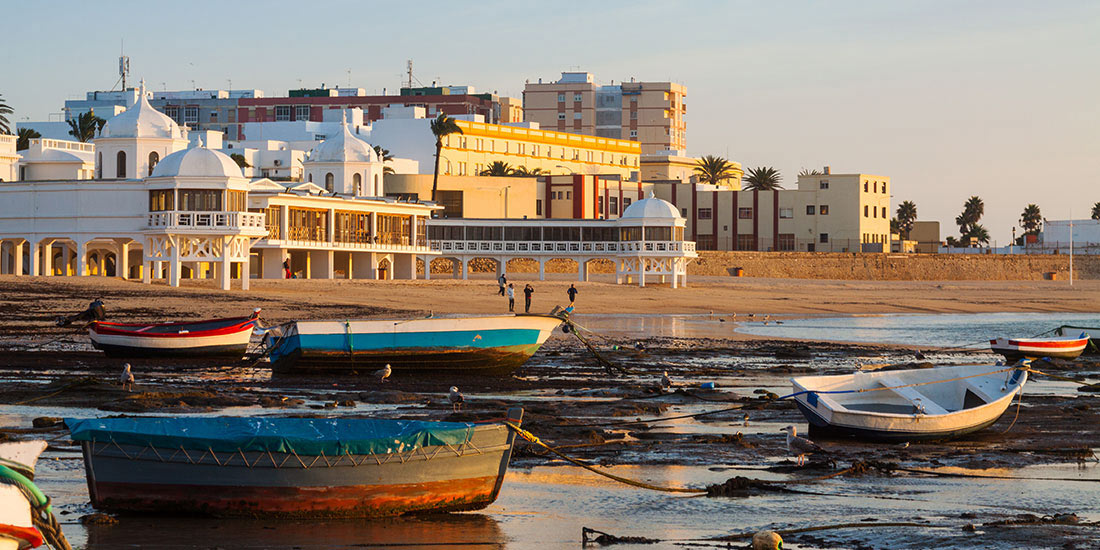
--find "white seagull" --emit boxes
[780,425,823,466]
[120,363,134,392]
[448,386,464,412]
[660,371,673,389]
[375,364,392,383]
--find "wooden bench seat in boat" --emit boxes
[876,375,950,415]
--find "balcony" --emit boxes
[147,211,267,232]
[429,239,696,256]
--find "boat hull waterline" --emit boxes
[89,312,259,358]
[791,364,1027,442]
[268,315,562,375]
[68,411,522,518]
[990,334,1088,361]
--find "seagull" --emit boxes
[764,314,770,323]
[660,371,673,389]
[448,386,464,412]
[743,413,750,427]
[120,363,134,392]
[914,349,926,360]
[634,341,647,351]
[748,313,755,319]
[780,425,823,466]
[375,364,392,383]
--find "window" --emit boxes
[598,196,604,213]
[557,93,565,102]
[209,112,218,121]
[148,190,173,211]
[183,107,199,125]
[97,152,102,178]
[178,190,221,211]
[630,111,638,119]
[325,172,334,192]
[820,205,829,215]
[820,233,829,243]
[779,207,793,219]
[353,173,362,195]
[873,181,878,193]
[819,180,829,189]
[777,234,795,251]
[116,151,126,178]
[737,235,756,250]
[566,191,572,199]
[863,182,868,192]
[698,207,712,220]
[681,208,687,217]
[148,151,159,176]
[882,184,887,194]
[295,105,310,121]
[882,206,887,218]
[738,207,753,219]
[226,190,246,211]
[573,112,582,120]
[558,113,565,120]
[609,196,619,215]
[536,199,543,216]
[623,197,632,208]
[437,190,464,218]
[864,205,869,217]
[630,130,638,138]
[164,106,180,122]
[573,93,582,102]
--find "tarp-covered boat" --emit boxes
[0,441,48,550]
[66,409,523,518]
[89,309,260,357]
[791,364,1027,441]
[267,314,562,375]
[990,333,1088,361]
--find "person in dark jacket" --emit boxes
[523,284,534,313]
[567,284,578,305]
[283,258,292,279]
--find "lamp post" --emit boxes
[1011,226,1016,254]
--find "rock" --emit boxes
[338,400,356,407]
[751,530,783,550]
[962,523,977,532]
[323,402,337,409]
[32,417,62,428]
[80,513,119,526]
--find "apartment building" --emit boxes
[651,170,892,252]
[523,72,687,155]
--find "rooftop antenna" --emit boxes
[407,60,413,88]
[347,68,352,88]
[119,40,130,90]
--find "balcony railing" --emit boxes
[147,211,266,231]
[429,240,695,255]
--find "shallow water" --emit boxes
[734,312,1100,348]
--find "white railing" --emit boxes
[147,211,266,230]
[429,240,695,256]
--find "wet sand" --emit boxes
[1,275,1099,548]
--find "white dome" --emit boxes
[100,86,184,139]
[306,121,378,163]
[150,147,243,179]
[621,193,681,219]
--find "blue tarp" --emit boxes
[65,417,477,456]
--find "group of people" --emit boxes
[497,274,579,314]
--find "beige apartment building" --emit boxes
[523,72,687,155]
[651,170,892,252]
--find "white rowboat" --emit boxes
[0,441,48,550]
[791,364,1027,441]
[990,334,1088,361]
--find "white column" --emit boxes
[219,254,231,290]
[76,240,88,276]
[538,259,546,281]
[41,240,54,277]
[280,205,290,243]
[14,241,25,276]
[61,242,71,276]
[143,258,151,283]
[0,241,8,275]
[27,240,39,276]
[241,256,250,291]
[422,256,431,280]
[96,251,106,276]
[461,257,468,280]
[327,209,335,244]
[638,259,646,288]
[169,239,181,287]
[578,258,587,282]
[453,258,462,279]
[117,241,130,279]
[671,260,679,289]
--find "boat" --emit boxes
[790,364,1028,441]
[88,309,260,357]
[266,314,563,375]
[989,333,1088,361]
[66,408,524,518]
[1056,325,1100,354]
[1,441,48,550]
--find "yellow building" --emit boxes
[642,153,742,188]
[523,72,687,155]
[383,174,541,219]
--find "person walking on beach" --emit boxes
[506,283,515,312]
[498,273,507,296]
[523,284,534,313]
[567,284,578,305]
[283,258,292,279]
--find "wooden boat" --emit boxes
[66,409,523,518]
[989,333,1088,361]
[267,314,563,375]
[791,364,1027,441]
[0,441,48,550]
[88,309,260,357]
[1056,326,1100,354]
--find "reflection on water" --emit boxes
[571,313,740,339]
[735,312,1100,347]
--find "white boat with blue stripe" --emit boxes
[267,314,563,375]
[790,363,1028,442]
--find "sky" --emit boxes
[3,0,1098,244]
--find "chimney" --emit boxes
[823,166,830,175]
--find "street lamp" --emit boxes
[554,164,575,174]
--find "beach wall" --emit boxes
[689,252,1099,280]
[428,253,1097,280]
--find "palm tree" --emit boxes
[693,155,738,186]
[16,127,40,150]
[373,145,395,174]
[1019,204,1042,236]
[798,168,823,177]
[1092,202,1100,221]
[890,217,901,235]
[742,166,783,191]
[512,166,543,177]
[429,114,463,203]
[0,94,12,135]
[67,111,106,142]
[479,161,514,177]
[895,200,918,239]
[229,153,251,168]
[965,224,991,246]
[955,195,984,238]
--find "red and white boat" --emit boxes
[990,333,1089,361]
[89,309,260,358]
[1,441,48,550]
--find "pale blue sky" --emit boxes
[5,0,1098,243]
